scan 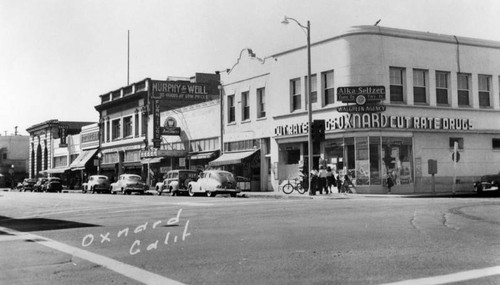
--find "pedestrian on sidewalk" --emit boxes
[326,166,336,194]
[386,174,394,194]
[309,168,319,196]
[343,174,357,194]
[318,166,328,194]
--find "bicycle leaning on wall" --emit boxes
[282,176,306,194]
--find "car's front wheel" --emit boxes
[188,185,195,197]
[206,190,216,197]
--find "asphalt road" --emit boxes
[0,191,499,285]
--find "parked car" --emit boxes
[33,178,48,192]
[21,178,37,192]
[83,175,111,194]
[474,172,500,194]
[156,170,198,196]
[110,174,146,195]
[188,170,239,197]
[43,177,63,192]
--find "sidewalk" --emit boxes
[239,190,478,200]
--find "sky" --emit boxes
[1,0,500,136]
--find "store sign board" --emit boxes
[274,114,473,137]
[151,80,219,100]
[161,127,181,136]
[337,86,385,102]
[338,104,386,113]
[141,149,169,158]
[59,125,69,147]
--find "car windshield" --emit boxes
[215,172,235,182]
[126,176,142,181]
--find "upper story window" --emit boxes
[478,74,491,107]
[257,88,266,118]
[123,116,132,138]
[141,112,147,136]
[390,67,405,103]
[322,70,334,105]
[134,113,139,137]
[305,74,317,104]
[435,71,449,105]
[106,120,110,142]
[112,119,121,140]
[290,78,301,111]
[413,69,427,104]
[457,73,470,107]
[227,95,235,123]
[241,91,250,121]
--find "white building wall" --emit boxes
[222,25,500,193]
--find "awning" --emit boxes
[45,167,71,174]
[141,157,163,164]
[209,150,259,167]
[189,151,218,160]
[70,149,98,170]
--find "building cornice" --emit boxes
[271,25,500,58]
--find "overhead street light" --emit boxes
[282,16,314,195]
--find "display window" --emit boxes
[323,136,413,186]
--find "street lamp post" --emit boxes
[282,16,313,195]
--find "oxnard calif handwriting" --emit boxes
[81,208,191,255]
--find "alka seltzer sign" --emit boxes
[274,114,473,137]
[337,86,386,113]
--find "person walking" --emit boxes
[318,166,328,194]
[386,174,394,194]
[343,174,357,194]
[309,168,319,196]
[326,166,336,194]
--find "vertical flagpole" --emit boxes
[127,30,130,85]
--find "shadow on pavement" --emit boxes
[0,215,99,232]
[404,192,500,198]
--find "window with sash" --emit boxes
[112,119,121,140]
[457,73,470,106]
[478,74,491,107]
[290,78,301,111]
[257,88,266,118]
[435,71,449,105]
[390,67,405,102]
[242,91,250,121]
[413,69,427,103]
[227,95,235,123]
[322,70,335,105]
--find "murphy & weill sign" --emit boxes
[151,80,219,101]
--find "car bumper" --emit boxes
[475,182,499,191]
[125,187,145,191]
[213,188,240,194]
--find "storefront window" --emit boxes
[324,138,344,173]
[355,137,369,185]
[382,137,413,186]
[369,137,381,185]
[321,136,412,186]
[345,137,355,176]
